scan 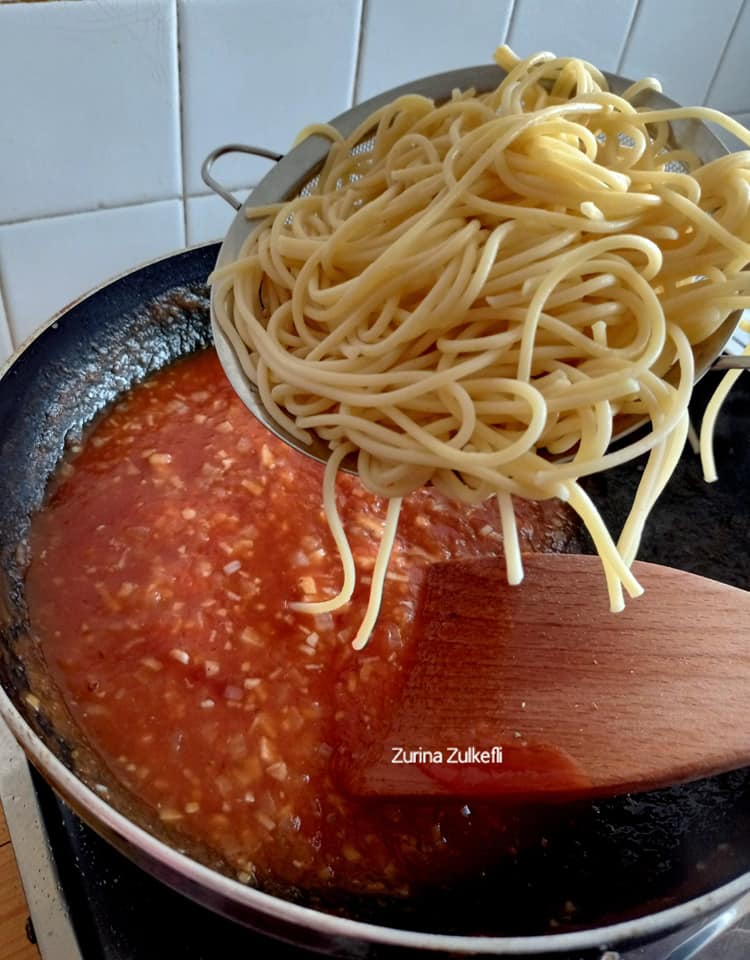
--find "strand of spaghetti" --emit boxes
[615,373,683,558]
[302,101,605,362]
[255,356,311,444]
[565,482,643,612]
[330,424,536,491]
[618,410,689,567]
[293,194,470,322]
[532,324,694,483]
[289,443,357,613]
[700,362,747,482]
[620,77,663,101]
[351,497,403,650]
[497,492,523,585]
[481,228,580,283]
[516,239,664,381]
[658,188,750,259]
[436,381,477,448]
[233,272,512,391]
[291,123,344,146]
[634,107,750,146]
[292,222,479,348]
[344,432,529,497]
[511,300,654,366]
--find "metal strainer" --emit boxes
[202,64,748,468]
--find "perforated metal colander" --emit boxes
[202,63,748,466]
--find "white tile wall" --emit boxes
[507,0,638,72]
[0,0,180,224]
[707,0,750,113]
[0,200,184,346]
[0,0,748,348]
[357,0,514,102]
[620,0,744,106]
[178,0,361,194]
[0,291,12,368]
[185,190,251,246]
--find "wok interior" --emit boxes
[1,245,750,936]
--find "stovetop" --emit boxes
[4,722,750,960]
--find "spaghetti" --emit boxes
[211,47,750,649]
[700,313,750,483]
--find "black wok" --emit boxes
[1,243,750,958]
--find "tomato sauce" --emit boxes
[27,349,577,902]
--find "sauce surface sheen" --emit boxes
[27,348,575,900]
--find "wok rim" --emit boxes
[3,683,750,956]
[1,245,750,954]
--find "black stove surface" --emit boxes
[31,766,316,959]
[29,757,750,960]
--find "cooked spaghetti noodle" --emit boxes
[211,47,750,649]
[700,313,750,482]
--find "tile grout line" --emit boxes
[503,0,519,46]
[0,269,15,350]
[174,0,189,247]
[616,0,642,74]
[0,182,262,233]
[350,0,368,106]
[703,0,746,106]
[0,194,186,231]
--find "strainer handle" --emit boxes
[712,355,750,371]
[201,144,283,210]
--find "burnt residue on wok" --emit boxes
[0,248,219,866]
[1,243,750,937]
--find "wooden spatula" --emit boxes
[340,554,750,801]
